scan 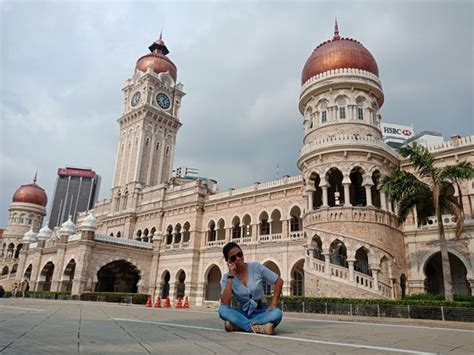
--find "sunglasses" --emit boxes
[228,251,243,263]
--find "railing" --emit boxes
[258,233,282,242]
[305,207,399,230]
[299,134,398,162]
[208,175,302,201]
[290,231,304,240]
[206,240,226,248]
[306,254,390,297]
[93,235,153,250]
[68,234,81,242]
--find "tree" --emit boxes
[382,143,473,301]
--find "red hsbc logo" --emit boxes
[383,127,412,136]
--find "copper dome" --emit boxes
[12,176,48,207]
[302,22,379,85]
[135,35,177,81]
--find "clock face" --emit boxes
[131,91,141,107]
[156,92,171,110]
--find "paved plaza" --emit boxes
[0,299,473,354]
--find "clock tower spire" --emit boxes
[111,36,185,207]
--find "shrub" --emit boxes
[80,292,149,304]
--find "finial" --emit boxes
[33,171,37,184]
[333,18,340,40]
[160,28,163,40]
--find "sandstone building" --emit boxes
[1,26,473,304]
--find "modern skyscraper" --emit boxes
[48,167,101,228]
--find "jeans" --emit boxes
[218,304,283,332]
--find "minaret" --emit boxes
[298,22,398,218]
[111,34,185,207]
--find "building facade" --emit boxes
[48,167,101,229]
[1,26,473,304]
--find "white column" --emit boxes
[372,267,379,290]
[307,188,315,210]
[321,185,329,207]
[157,132,167,184]
[365,185,373,206]
[380,190,387,211]
[146,135,156,186]
[343,183,351,206]
[347,258,356,281]
[324,252,331,275]
[133,130,145,182]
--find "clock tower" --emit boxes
[111,35,185,206]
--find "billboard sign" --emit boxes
[381,123,414,139]
[57,167,96,178]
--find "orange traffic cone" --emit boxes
[154,297,161,308]
[145,296,152,308]
[164,296,171,308]
[183,296,190,309]
[175,297,183,309]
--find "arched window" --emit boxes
[327,168,344,207]
[355,247,371,276]
[182,223,190,243]
[311,235,325,261]
[337,98,346,119]
[232,217,241,239]
[357,101,364,120]
[259,212,270,235]
[208,221,216,242]
[166,225,173,244]
[174,224,182,244]
[116,231,121,238]
[329,240,348,268]
[290,206,302,232]
[320,102,328,123]
[310,172,323,209]
[349,167,366,206]
[270,210,282,234]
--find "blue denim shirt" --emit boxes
[221,262,278,315]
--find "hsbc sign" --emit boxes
[381,123,414,139]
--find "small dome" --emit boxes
[80,211,97,231]
[60,215,76,235]
[135,35,177,81]
[302,21,379,85]
[23,227,38,243]
[12,175,48,207]
[37,223,52,240]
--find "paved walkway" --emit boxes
[0,299,473,354]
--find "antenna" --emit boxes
[276,163,280,179]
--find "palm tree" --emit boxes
[382,143,473,301]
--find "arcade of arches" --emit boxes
[424,252,470,295]
[95,260,140,293]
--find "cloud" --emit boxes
[0,0,472,227]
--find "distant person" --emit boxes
[12,283,18,298]
[0,285,5,298]
[22,280,30,298]
[218,242,283,335]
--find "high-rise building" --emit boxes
[380,122,415,149]
[48,167,101,228]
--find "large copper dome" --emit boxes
[302,22,379,85]
[12,177,48,207]
[135,36,177,81]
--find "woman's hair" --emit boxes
[222,242,242,262]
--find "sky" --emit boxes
[0,0,473,227]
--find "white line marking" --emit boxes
[0,305,45,312]
[112,318,436,355]
[283,316,474,333]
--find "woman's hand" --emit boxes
[228,262,236,276]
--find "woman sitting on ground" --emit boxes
[218,242,283,335]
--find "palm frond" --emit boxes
[381,169,430,202]
[398,189,433,224]
[439,161,474,182]
[399,143,437,179]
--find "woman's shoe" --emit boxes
[224,321,238,332]
[251,322,274,335]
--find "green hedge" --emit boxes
[80,292,149,304]
[273,296,474,308]
[403,293,474,303]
